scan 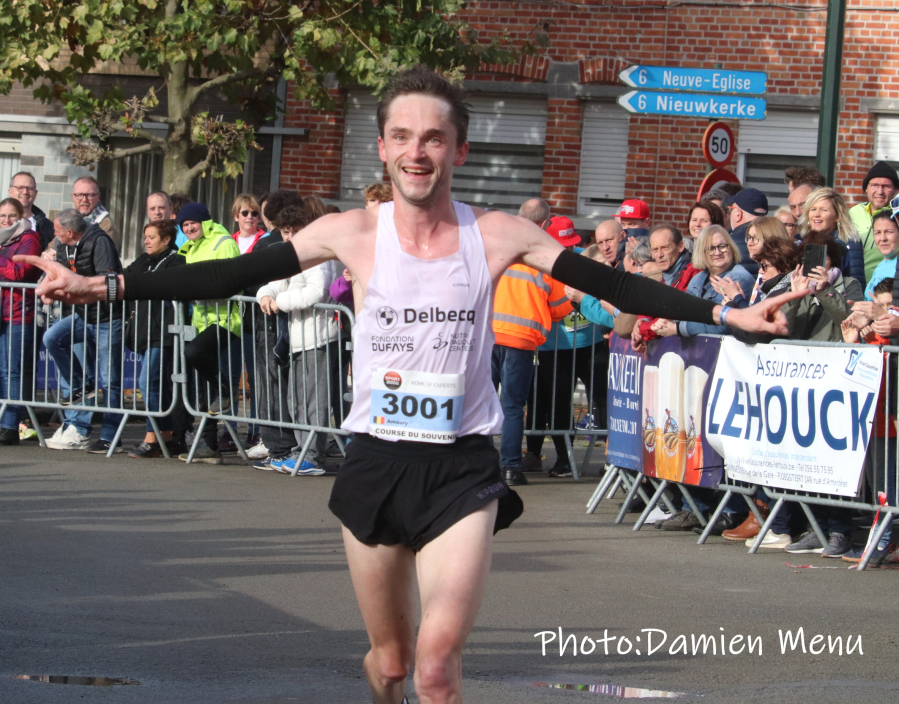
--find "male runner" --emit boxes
[20,67,802,704]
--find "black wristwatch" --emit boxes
[105,272,119,302]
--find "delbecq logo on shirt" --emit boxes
[403,307,476,324]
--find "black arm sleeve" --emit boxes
[551,249,717,324]
[123,241,302,301]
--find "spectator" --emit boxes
[720,215,791,306]
[594,219,626,267]
[363,182,392,209]
[256,204,339,475]
[796,187,865,287]
[246,190,305,466]
[492,198,571,485]
[788,182,814,222]
[146,191,173,223]
[303,195,329,221]
[0,197,42,445]
[726,187,768,277]
[324,204,341,215]
[70,176,121,253]
[848,162,899,281]
[622,240,655,274]
[632,224,699,352]
[43,209,123,452]
[718,182,743,198]
[178,203,242,464]
[526,219,607,478]
[784,165,826,192]
[774,205,797,238]
[615,199,650,231]
[705,188,728,212]
[169,192,193,248]
[8,172,53,249]
[650,225,754,338]
[686,200,726,251]
[863,210,899,300]
[123,221,185,458]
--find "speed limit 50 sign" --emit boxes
[702,122,735,169]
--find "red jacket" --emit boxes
[637,263,702,343]
[232,228,267,253]
[0,229,42,323]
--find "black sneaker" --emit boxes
[0,427,20,445]
[87,439,123,454]
[61,386,96,406]
[548,462,573,478]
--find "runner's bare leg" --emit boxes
[413,502,498,704]
[342,528,417,704]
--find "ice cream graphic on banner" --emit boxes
[642,365,660,477]
[655,353,685,481]
[683,366,709,484]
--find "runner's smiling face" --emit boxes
[378,95,468,207]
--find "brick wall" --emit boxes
[280,89,347,198]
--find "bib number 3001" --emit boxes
[369,368,464,443]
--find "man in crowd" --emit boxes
[43,209,123,452]
[594,219,627,268]
[615,198,650,231]
[147,191,174,223]
[849,162,899,281]
[71,176,121,253]
[728,187,768,277]
[632,224,698,352]
[492,197,571,486]
[8,171,54,248]
[784,165,825,193]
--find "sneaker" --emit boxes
[842,543,898,566]
[645,506,672,524]
[657,510,701,531]
[548,462,573,478]
[87,439,123,454]
[267,456,292,474]
[276,456,326,476]
[253,457,280,471]
[575,413,595,430]
[521,451,544,472]
[128,442,164,459]
[60,385,96,406]
[178,442,223,465]
[0,428,20,445]
[218,432,238,453]
[19,421,37,441]
[246,440,270,460]
[46,425,90,450]
[208,397,231,416]
[785,531,825,554]
[747,532,792,549]
[821,532,852,558]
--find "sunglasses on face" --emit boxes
[240,210,259,218]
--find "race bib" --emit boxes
[563,310,592,335]
[369,368,464,443]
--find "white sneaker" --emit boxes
[645,506,672,524]
[746,532,791,549]
[46,425,90,450]
[246,441,269,460]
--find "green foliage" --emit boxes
[0,0,531,187]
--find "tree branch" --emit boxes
[190,65,280,102]
[182,153,212,183]
[107,141,158,160]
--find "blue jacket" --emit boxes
[729,221,759,278]
[676,263,755,336]
[840,239,867,290]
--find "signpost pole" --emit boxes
[816,0,847,186]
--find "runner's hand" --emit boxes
[13,255,104,305]
[722,287,807,336]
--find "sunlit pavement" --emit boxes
[2,433,898,703]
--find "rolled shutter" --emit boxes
[578,102,630,215]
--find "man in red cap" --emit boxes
[615,199,651,231]
[491,201,573,485]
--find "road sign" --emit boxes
[617,91,766,120]
[702,122,735,169]
[698,168,741,201]
[619,65,767,95]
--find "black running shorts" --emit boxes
[329,433,524,552]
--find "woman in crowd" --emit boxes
[227,193,267,451]
[774,205,797,238]
[685,200,725,252]
[863,210,899,300]
[720,215,792,305]
[178,203,242,464]
[123,221,185,458]
[650,225,754,338]
[0,197,42,445]
[796,187,866,288]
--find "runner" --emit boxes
[19,67,803,704]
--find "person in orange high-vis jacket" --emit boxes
[492,205,576,486]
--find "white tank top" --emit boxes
[343,201,503,441]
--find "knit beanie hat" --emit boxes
[862,161,899,191]
[176,202,211,227]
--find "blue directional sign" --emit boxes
[617,91,766,121]
[619,65,767,95]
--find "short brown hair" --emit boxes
[0,197,24,219]
[144,220,178,249]
[363,182,393,203]
[273,204,310,232]
[303,195,327,221]
[784,165,826,189]
[758,236,800,274]
[376,65,470,146]
[687,200,725,230]
[797,231,843,270]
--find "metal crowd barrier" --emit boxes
[174,296,354,472]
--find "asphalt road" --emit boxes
[2,432,898,703]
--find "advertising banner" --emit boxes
[707,338,883,497]
[607,334,724,486]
